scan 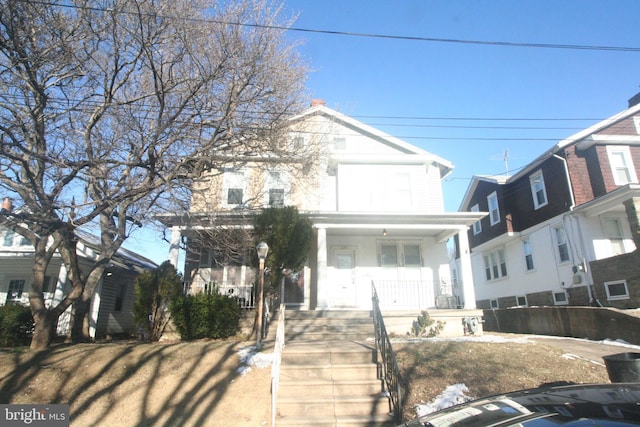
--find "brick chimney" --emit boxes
[311,99,326,107]
[1,197,12,212]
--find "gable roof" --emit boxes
[291,104,454,179]
[459,100,640,211]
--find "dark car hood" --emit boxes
[400,383,640,426]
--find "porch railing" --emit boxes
[371,282,403,423]
[271,304,285,427]
[182,281,257,309]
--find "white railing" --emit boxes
[182,281,256,308]
[271,305,285,427]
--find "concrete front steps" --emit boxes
[275,311,396,427]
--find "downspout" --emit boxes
[554,154,595,304]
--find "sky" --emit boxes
[123,0,640,266]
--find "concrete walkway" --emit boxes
[520,334,640,365]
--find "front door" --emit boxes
[331,248,356,308]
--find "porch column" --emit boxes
[457,228,477,309]
[168,225,181,267]
[316,226,330,309]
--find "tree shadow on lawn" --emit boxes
[0,339,260,426]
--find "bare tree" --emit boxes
[0,0,308,350]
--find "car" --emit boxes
[398,382,640,426]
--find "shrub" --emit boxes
[169,291,241,340]
[133,261,183,341]
[408,310,445,338]
[0,304,34,347]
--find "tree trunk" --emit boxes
[69,297,92,343]
[30,309,56,351]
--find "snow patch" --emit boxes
[415,384,474,417]
[236,346,274,376]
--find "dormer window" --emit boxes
[607,146,638,185]
[529,170,548,209]
[333,137,346,150]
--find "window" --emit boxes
[634,117,640,134]
[266,171,287,207]
[393,172,412,208]
[2,230,14,246]
[606,146,638,185]
[42,276,54,293]
[7,279,25,302]
[471,204,482,235]
[516,296,528,306]
[604,280,629,300]
[553,290,568,305]
[602,217,625,256]
[114,283,127,312]
[487,192,500,225]
[483,249,507,281]
[333,137,346,150]
[490,299,499,309]
[380,244,398,267]
[554,226,570,263]
[292,136,306,150]
[223,170,245,206]
[529,170,548,209]
[523,238,534,271]
[403,244,422,267]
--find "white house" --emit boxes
[0,225,157,338]
[160,101,484,311]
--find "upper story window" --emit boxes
[553,226,570,263]
[223,169,246,207]
[292,136,306,150]
[606,145,638,186]
[483,248,507,281]
[487,192,500,225]
[634,116,640,134]
[471,204,481,235]
[265,170,288,207]
[523,237,534,271]
[333,137,346,150]
[529,170,548,209]
[1,230,30,247]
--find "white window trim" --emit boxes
[522,237,535,271]
[604,280,630,301]
[483,248,507,281]
[634,116,640,134]
[516,295,528,307]
[222,169,247,208]
[553,290,568,305]
[263,169,290,207]
[489,299,499,309]
[553,226,571,264]
[606,145,638,185]
[487,192,500,225]
[471,204,482,235]
[529,170,548,209]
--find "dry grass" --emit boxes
[0,337,612,425]
[394,340,610,421]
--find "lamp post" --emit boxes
[255,241,269,348]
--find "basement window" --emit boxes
[553,291,568,305]
[604,280,629,301]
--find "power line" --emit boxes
[34,0,640,53]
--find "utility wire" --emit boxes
[34,0,640,53]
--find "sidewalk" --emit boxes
[524,335,640,365]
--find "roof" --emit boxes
[458,100,640,211]
[74,229,158,271]
[291,104,455,179]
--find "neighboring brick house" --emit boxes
[0,224,157,338]
[159,101,484,310]
[456,93,640,309]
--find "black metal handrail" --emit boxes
[371,282,403,423]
